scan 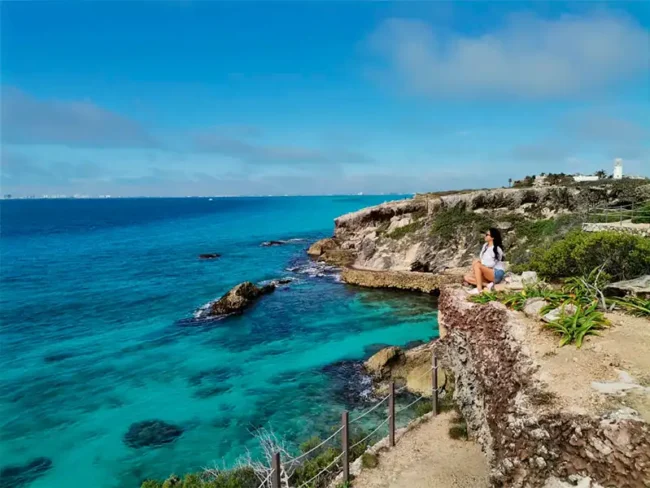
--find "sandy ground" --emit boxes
[516,310,650,421]
[353,412,489,488]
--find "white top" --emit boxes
[480,244,505,271]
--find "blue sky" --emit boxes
[1,1,649,197]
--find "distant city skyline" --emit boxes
[1,1,649,197]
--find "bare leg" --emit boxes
[480,265,495,284]
[464,273,477,285]
[473,260,484,291]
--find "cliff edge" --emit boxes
[438,287,650,488]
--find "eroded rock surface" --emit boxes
[205,282,275,318]
[437,287,650,487]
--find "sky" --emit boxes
[1,1,649,197]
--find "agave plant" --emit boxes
[468,291,500,304]
[607,296,650,318]
[543,302,610,348]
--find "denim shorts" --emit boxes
[494,269,505,284]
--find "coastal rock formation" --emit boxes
[341,267,462,293]
[320,182,649,274]
[365,346,403,378]
[365,343,446,397]
[307,238,338,256]
[123,420,183,449]
[205,282,275,318]
[437,286,650,487]
[0,457,52,488]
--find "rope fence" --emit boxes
[262,351,443,488]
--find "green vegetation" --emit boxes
[527,231,650,281]
[607,296,650,318]
[631,202,650,224]
[430,206,491,240]
[361,453,379,469]
[447,411,468,440]
[386,220,424,239]
[140,468,259,488]
[543,302,609,348]
[513,175,536,188]
[413,401,433,417]
[507,214,583,268]
[299,436,323,454]
[468,277,611,348]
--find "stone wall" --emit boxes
[437,287,650,488]
[341,268,463,293]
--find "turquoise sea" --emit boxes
[0,196,439,488]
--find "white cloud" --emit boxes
[367,11,649,98]
[1,87,159,148]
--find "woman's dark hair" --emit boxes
[488,227,504,261]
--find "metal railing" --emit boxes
[583,200,650,226]
[261,352,442,488]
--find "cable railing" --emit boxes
[583,200,650,226]
[259,351,444,488]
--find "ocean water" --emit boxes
[0,196,439,488]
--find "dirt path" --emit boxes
[353,412,489,488]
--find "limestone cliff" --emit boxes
[437,287,650,488]
[320,181,649,274]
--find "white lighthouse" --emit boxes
[613,158,623,180]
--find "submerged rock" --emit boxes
[123,420,183,449]
[0,457,52,488]
[200,282,276,319]
[260,240,285,247]
[199,253,221,260]
[261,238,306,247]
[322,360,375,407]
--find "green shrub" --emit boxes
[361,453,379,469]
[631,202,650,224]
[414,402,433,417]
[141,482,163,488]
[291,447,341,488]
[300,436,323,455]
[528,231,650,281]
[142,468,259,488]
[543,302,609,348]
[386,220,424,239]
[430,206,492,240]
[448,424,468,440]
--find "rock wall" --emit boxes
[437,287,650,488]
[341,268,463,293]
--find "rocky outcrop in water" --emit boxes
[437,286,650,487]
[123,420,184,449]
[0,457,52,488]
[201,282,276,319]
[364,343,446,397]
[199,253,221,260]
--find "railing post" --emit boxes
[432,352,438,416]
[389,381,395,447]
[342,411,349,484]
[271,452,281,488]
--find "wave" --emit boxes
[286,260,341,280]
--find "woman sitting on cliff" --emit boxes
[465,227,505,294]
